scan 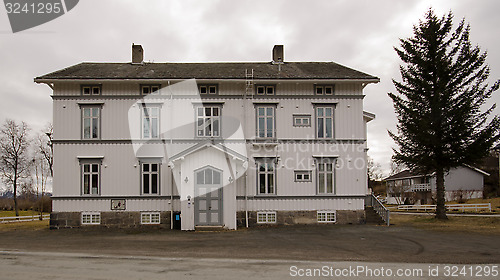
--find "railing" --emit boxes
[397,203,492,212]
[0,214,50,223]
[366,194,390,226]
[410,183,431,192]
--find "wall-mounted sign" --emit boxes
[111,199,126,210]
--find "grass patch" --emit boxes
[391,214,500,235]
[0,220,49,232]
[0,210,48,217]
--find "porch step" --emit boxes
[195,226,225,232]
[365,206,385,225]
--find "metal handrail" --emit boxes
[367,194,390,226]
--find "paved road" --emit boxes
[1,250,498,280]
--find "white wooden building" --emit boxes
[35,45,379,230]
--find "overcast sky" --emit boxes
[0,0,499,175]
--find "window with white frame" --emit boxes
[141,85,160,95]
[81,162,100,195]
[142,163,159,195]
[294,170,312,182]
[316,158,335,194]
[293,115,311,127]
[199,84,218,95]
[257,212,276,224]
[141,212,160,224]
[316,106,334,139]
[256,85,275,95]
[82,107,100,139]
[317,211,336,223]
[196,106,220,137]
[256,158,276,195]
[142,106,159,139]
[315,85,334,95]
[82,213,101,225]
[256,106,275,138]
[82,85,101,96]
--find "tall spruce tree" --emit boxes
[389,9,500,219]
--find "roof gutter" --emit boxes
[34,78,380,84]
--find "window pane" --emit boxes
[266,107,273,116]
[143,174,150,194]
[212,171,220,184]
[151,174,158,194]
[213,119,219,136]
[266,117,273,137]
[268,174,274,194]
[151,164,158,172]
[303,118,309,125]
[205,108,211,116]
[326,163,333,171]
[205,169,213,184]
[259,174,266,193]
[259,163,265,172]
[205,118,211,136]
[84,174,90,194]
[325,118,332,138]
[318,173,325,193]
[92,118,99,138]
[317,108,324,116]
[200,86,207,94]
[198,108,204,116]
[267,162,274,172]
[213,108,219,116]
[258,118,265,137]
[257,87,264,94]
[92,164,98,173]
[325,87,333,94]
[151,118,158,138]
[92,108,99,117]
[325,108,332,117]
[83,87,90,95]
[142,87,150,94]
[304,174,310,180]
[143,164,149,172]
[318,163,324,171]
[327,174,333,193]
[209,86,216,94]
[266,87,273,95]
[316,87,323,94]
[151,108,158,117]
[196,170,204,184]
[317,118,324,138]
[296,174,302,180]
[91,174,98,194]
[83,164,89,173]
[143,118,150,138]
[83,120,90,138]
[83,108,91,117]
[295,118,302,125]
[258,107,264,116]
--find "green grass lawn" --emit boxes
[0,210,48,217]
[391,214,500,235]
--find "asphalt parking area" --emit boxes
[0,224,498,264]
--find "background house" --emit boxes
[385,166,489,204]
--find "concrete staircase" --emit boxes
[195,226,225,232]
[365,206,385,225]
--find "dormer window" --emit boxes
[199,85,218,95]
[82,85,101,96]
[315,85,334,95]
[256,85,275,96]
[141,85,160,95]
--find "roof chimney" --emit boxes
[272,45,284,64]
[132,44,143,64]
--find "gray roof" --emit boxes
[35,62,379,81]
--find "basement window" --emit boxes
[82,212,101,225]
[257,212,276,224]
[317,211,336,223]
[141,212,160,224]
